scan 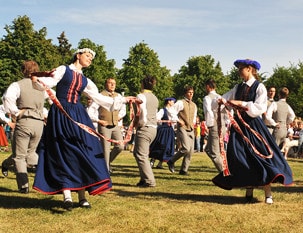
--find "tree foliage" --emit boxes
[172,55,229,118]
[56,31,73,64]
[1,15,303,119]
[264,63,303,117]
[118,42,173,106]
[0,15,60,95]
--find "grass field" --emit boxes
[1,150,303,233]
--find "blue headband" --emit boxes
[164,97,176,102]
[234,59,261,70]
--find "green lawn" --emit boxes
[1,150,303,233]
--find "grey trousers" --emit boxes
[272,125,287,147]
[134,126,157,186]
[13,118,44,189]
[170,127,195,172]
[205,125,223,172]
[99,125,124,171]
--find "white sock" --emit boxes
[63,190,72,202]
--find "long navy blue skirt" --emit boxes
[212,114,293,190]
[149,125,175,162]
[33,100,112,195]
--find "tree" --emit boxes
[264,63,303,117]
[118,42,173,106]
[56,31,73,64]
[172,55,229,118]
[0,15,60,95]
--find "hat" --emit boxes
[74,48,96,59]
[234,59,261,70]
[164,97,176,102]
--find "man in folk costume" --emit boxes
[167,86,197,175]
[98,77,126,172]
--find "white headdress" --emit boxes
[74,48,96,59]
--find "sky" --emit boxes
[1,0,303,77]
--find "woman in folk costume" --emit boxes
[149,97,177,169]
[32,48,133,210]
[0,105,12,151]
[212,59,293,204]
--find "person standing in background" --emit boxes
[263,86,276,134]
[0,105,13,153]
[98,78,126,172]
[265,87,295,148]
[194,116,201,152]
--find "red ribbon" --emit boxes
[218,102,273,176]
[35,77,140,145]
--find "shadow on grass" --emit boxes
[111,188,258,204]
[0,187,72,214]
[110,182,303,205]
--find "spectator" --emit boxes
[194,116,201,152]
[281,119,302,159]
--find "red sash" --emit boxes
[218,101,273,176]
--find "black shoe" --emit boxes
[79,199,91,209]
[167,161,175,173]
[156,164,164,169]
[63,200,73,211]
[179,170,189,176]
[245,195,253,203]
[136,180,155,188]
[136,180,145,186]
[19,187,29,194]
[2,164,8,177]
[28,165,37,173]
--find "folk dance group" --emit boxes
[0,48,293,210]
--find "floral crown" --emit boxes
[74,48,96,59]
